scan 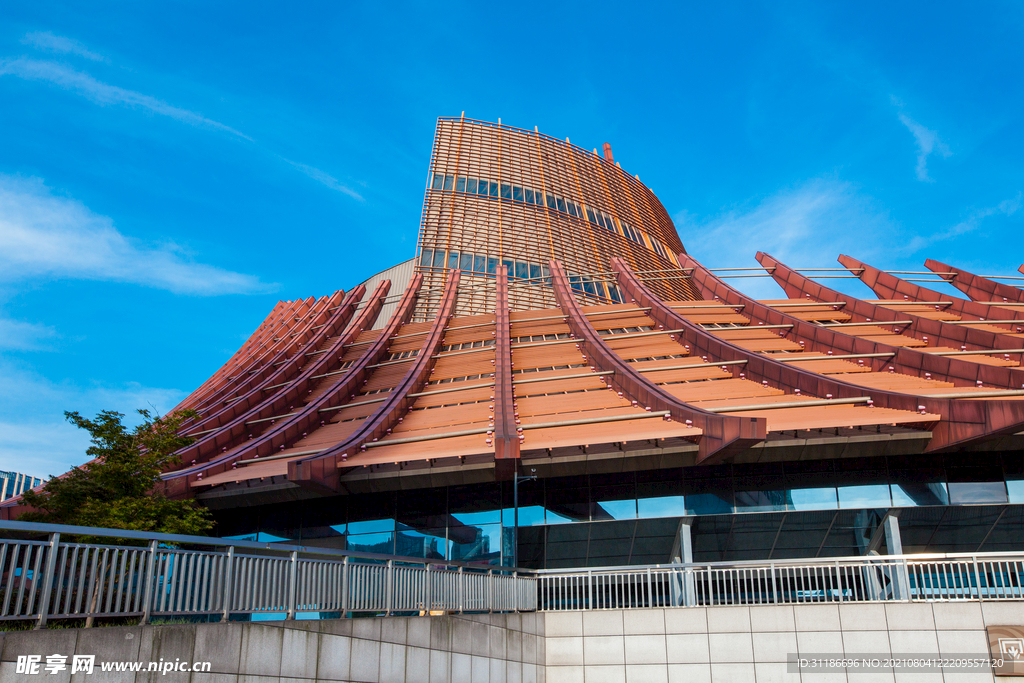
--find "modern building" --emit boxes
[0,470,43,503]
[5,116,1023,571]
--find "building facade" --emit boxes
[5,116,1023,572]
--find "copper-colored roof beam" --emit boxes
[492,265,519,480]
[684,254,1024,452]
[552,259,766,464]
[841,254,1024,322]
[289,270,462,491]
[158,280,391,493]
[760,253,1024,385]
[924,258,1024,305]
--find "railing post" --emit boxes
[646,567,654,608]
[286,551,298,620]
[34,533,60,630]
[588,570,593,610]
[835,561,843,603]
[424,563,432,614]
[486,569,493,613]
[385,560,394,616]
[341,557,350,617]
[139,540,158,625]
[770,562,778,604]
[457,566,464,613]
[221,546,234,622]
[973,557,984,601]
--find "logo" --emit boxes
[1000,638,1024,661]
[989,626,1024,676]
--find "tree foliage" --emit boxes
[19,409,213,536]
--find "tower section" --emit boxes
[414,116,696,319]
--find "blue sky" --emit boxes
[1,2,1022,477]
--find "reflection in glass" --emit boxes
[789,487,838,511]
[447,251,459,269]
[948,482,1008,505]
[345,532,394,555]
[593,499,637,520]
[838,485,891,509]
[734,489,789,513]
[891,483,948,507]
[347,519,395,535]
[637,495,686,519]
[450,524,501,564]
[512,186,523,201]
[455,176,466,192]
[466,178,478,194]
[460,253,473,271]
[1007,480,1024,505]
[524,188,534,204]
[474,255,486,273]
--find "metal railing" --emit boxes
[536,553,1024,611]
[0,521,536,628]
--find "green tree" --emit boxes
[19,409,213,536]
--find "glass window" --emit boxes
[395,528,447,560]
[447,251,459,269]
[474,254,487,273]
[347,518,394,535]
[567,202,578,218]
[586,208,597,223]
[466,177,478,194]
[608,285,622,303]
[460,252,473,271]
[489,181,499,197]
[501,183,512,199]
[1005,454,1024,504]
[502,259,514,278]
[838,485,891,509]
[443,174,454,191]
[345,532,395,555]
[450,523,502,564]
[948,482,1008,504]
[515,261,529,280]
[582,279,597,296]
[432,250,445,268]
[556,197,566,212]
[524,188,534,204]
[569,275,583,292]
[477,179,489,196]
[419,249,433,267]
[891,482,948,507]
[431,172,443,190]
[596,213,607,229]
[512,185,523,201]
[529,264,542,280]
[541,264,551,285]
[546,193,556,209]
[487,257,498,275]
[455,176,466,192]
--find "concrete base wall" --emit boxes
[0,612,545,683]
[545,602,1024,683]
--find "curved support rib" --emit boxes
[288,269,461,491]
[552,260,766,464]
[924,258,1024,307]
[679,253,1024,452]
[183,288,354,436]
[757,253,1024,386]
[840,255,1024,323]
[493,265,519,481]
[161,279,393,492]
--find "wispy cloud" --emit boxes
[0,359,185,477]
[283,159,364,201]
[0,316,58,351]
[21,31,105,62]
[904,192,1022,252]
[896,110,951,182]
[0,57,251,140]
[1,55,362,199]
[678,178,896,297]
[0,174,276,296]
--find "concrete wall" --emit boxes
[544,602,1024,683]
[0,612,545,683]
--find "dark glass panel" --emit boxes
[466,177,478,194]
[586,520,637,566]
[734,462,788,513]
[545,476,589,524]
[682,465,733,515]
[978,506,1024,552]
[486,257,499,275]
[544,524,590,568]
[784,460,837,511]
[345,532,394,555]
[946,454,1008,504]
[1004,453,1024,504]
[489,181,499,197]
[888,454,948,506]
[396,488,447,531]
[569,275,583,292]
[927,505,1004,552]
[259,502,302,542]
[455,176,466,192]
[556,197,566,213]
[501,183,512,199]
[637,469,686,519]
[591,472,636,521]
[529,264,542,281]
[524,188,534,204]
[835,459,891,508]
[477,179,489,196]
[449,482,502,527]
[546,193,556,209]
[512,185,523,201]
[515,261,529,280]
[586,208,597,223]
[515,526,544,569]
[582,279,597,297]
[502,259,514,278]
[772,510,838,559]
[503,477,544,527]
[395,528,446,560]
[450,524,502,564]
[819,509,883,557]
[567,202,578,218]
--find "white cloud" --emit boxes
[0,316,57,351]
[0,360,186,478]
[283,158,364,201]
[678,178,897,297]
[897,112,951,182]
[0,57,251,140]
[21,31,105,62]
[0,174,275,295]
[904,192,1022,252]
